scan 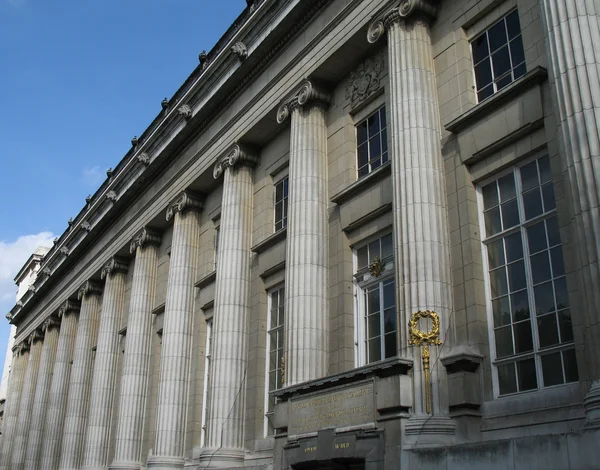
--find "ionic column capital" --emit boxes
[213,143,259,179]
[165,190,204,222]
[276,80,331,124]
[101,256,129,280]
[367,0,437,43]
[130,227,162,253]
[42,316,60,332]
[78,280,103,300]
[58,299,80,318]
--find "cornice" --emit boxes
[58,299,80,318]
[165,191,205,222]
[77,280,103,300]
[130,227,162,254]
[367,0,437,44]
[101,256,129,280]
[276,80,332,123]
[213,143,259,179]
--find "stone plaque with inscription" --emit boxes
[288,382,374,435]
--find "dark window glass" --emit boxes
[356,106,387,178]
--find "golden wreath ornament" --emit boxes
[408,310,442,415]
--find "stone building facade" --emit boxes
[1,0,599,469]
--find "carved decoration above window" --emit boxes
[345,51,385,109]
[231,42,248,61]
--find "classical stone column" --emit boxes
[368,1,454,426]
[59,281,103,470]
[23,317,60,470]
[276,80,330,386]
[39,300,80,470]
[110,228,161,470]
[147,191,203,470]
[199,144,257,467]
[82,257,129,470]
[539,0,600,426]
[0,342,29,470]
[10,330,44,469]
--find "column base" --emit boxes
[403,415,455,448]
[197,448,244,468]
[584,380,600,429]
[109,461,143,470]
[146,455,185,470]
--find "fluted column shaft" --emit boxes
[59,284,102,470]
[40,305,79,470]
[542,0,600,378]
[11,333,44,469]
[0,347,28,470]
[24,319,60,470]
[280,89,329,386]
[204,154,255,464]
[111,230,160,470]
[371,7,453,415]
[83,259,128,470]
[148,193,202,470]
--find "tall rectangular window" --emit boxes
[471,10,526,102]
[357,106,388,178]
[200,320,213,446]
[265,286,285,436]
[214,226,220,270]
[354,233,396,365]
[480,155,578,396]
[274,177,288,232]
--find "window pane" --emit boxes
[381,234,393,259]
[381,128,388,155]
[357,121,368,145]
[496,74,512,91]
[521,161,539,191]
[368,337,381,363]
[485,207,502,236]
[478,85,494,102]
[527,221,547,254]
[383,281,395,309]
[523,189,543,220]
[558,309,574,343]
[506,10,521,40]
[488,20,508,52]
[357,143,369,168]
[542,183,556,212]
[538,313,559,348]
[472,33,489,64]
[563,349,579,383]
[514,320,533,353]
[538,155,552,183]
[495,326,514,358]
[369,240,380,263]
[371,158,381,171]
[368,288,380,314]
[551,247,565,277]
[517,358,537,391]
[509,35,525,66]
[384,308,396,334]
[535,281,555,314]
[275,181,283,201]
[514,63,526,79]
[492,45,511,78]
[488,239,506,269]
[498,363,517,395]
[554,277,569,309]
[368,113,380,137]
[482,182,499,209]
[501,200,520,229]
[380,107,387,129]
[505,232,523,262]
[357,246,368,269]
[541,352,563,386]
[498,174,516,201]
[368,314,381,339]
[492,296,511,327]
[490,267,508,297]
[369,135,381,160]
[531,252,552,285]
[511,290,530,322]
[475,59,493,91]
[546,216,561,247]
[508,260,526,292]
[384,333,397,358]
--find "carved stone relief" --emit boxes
[345,51,385,109]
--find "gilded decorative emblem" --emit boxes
[408,310,442,414]
[280,355,285,386]
[368,256,385,277]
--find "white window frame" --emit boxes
[352,232,396,367]
[274,177,288,232]
[200,319,213,447]
[355,105,388,179]
[264,285,285,437]
[477,153,577,398]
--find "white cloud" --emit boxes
[0,232,54,306]
[81,166,108,189]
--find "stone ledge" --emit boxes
[343,203,392,234]
[195,270,217,289]
[252,227,287,254]
[331,162,391,205]
[444,66,548,134]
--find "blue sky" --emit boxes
[0,0,246,374]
